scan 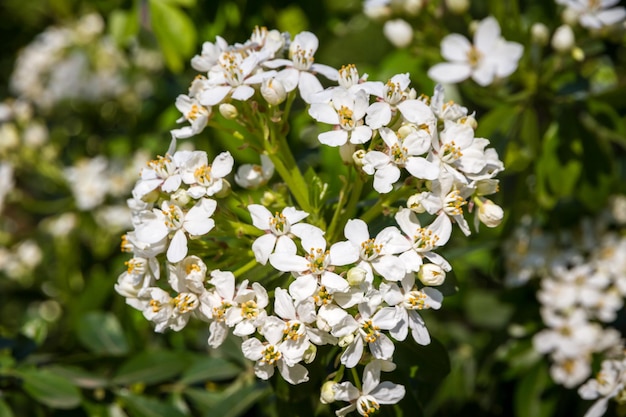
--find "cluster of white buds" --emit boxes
[117,27,505,416]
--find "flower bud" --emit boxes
[352,149,366,166]
[475,179,499,196]
[383,19,414,48]
[347,267,367,286]
[418,263,446,286]
[407,193,426,213]
[531,23,550,46]
[561,8,580,27]
[316,315,331,332]
[170,188,191,206]
[445,0,469,15]
[338,333,354,348]
[261,78,287,105]
[403,0,423,15]
[339,143,357,165]
[460,115,477,129]
[320,381,338,404]
[478,199,504,228]
[303,344,317,364]
[219,103,238,119]
[552,25,575,53]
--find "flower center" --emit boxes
[290,46,314,70]
[147,155,173,178]
[360,238,382,261]
[384,79,403,105]
[219,52,245,86]
[163,204,184,230]
[212,301,231,321]
[338,64,359,89]
[306,248,330,275]
[241,300,259,319]
[149,299,162,313]
[120,234,133,253]
[269,212,290,235]
[313,286,332,305]
[174,293,199,314]
[261,344,282,365]
[360,319,381,343]
[390,143,408,165]
[357,395,380,417]
[194,165,213,186]
[444,190,466,216]
[125,257,146,275]
[404,290,429,310]
[412,227,439,252]
[284,320,305,341]
[440,141,463,163]
[467,46,483,67]
[338,106,356,130]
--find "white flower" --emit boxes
[241,316,309,384]
[476,198,504,229]
[225,281,269,337]
[419,174,473,236]
[557,0,626,29]
[185,151,234,198]
[330,218,408,281]
[133,151,199,199]
[308,89,372,147]
[64,156,109,211]
[235,155,274,189]
[551,24,576,53]
[383,19,414,48]
[135,198,217,263]
[264,31,339,103]
[334,359,406,417]
[363,126,439,194]
[428,16,523,86]
[579,358,626,417]
[171,94,211,139]
[190,36,229,72]
[202,270,241,348]
[0,162,14,213]
[248,204,321,265]
[366,73,428,129]
[395,208,453,272]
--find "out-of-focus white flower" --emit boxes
[383,19,414,48]
[64,156,110,211]
[552,24,576,53]
[579,358,626,417]
[0,162,14,213]
[531,22,551,45]
[334,359,405,416]
[557,0,626,29]
[428,16,524,86]
[235,155,274,189]
[445,0,470,14]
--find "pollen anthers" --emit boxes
[241,299,259,319]
[291,45,314,70]
[466,46,483,67]
[412,227,439,251]
[125,257,146,275]
[218,51,245,86]
[194,164,212,185]
[313,286,332,305]
[390,143,408,165]
[357,396,380,417]
[174,293,199,313]
[404,290,429,310]
[149,299,162,313]
[147,155,172,177]
[338,105,356,130]
[120,234,133,253]
[360,238,382,260]
[338,64,359,88]
[360,319,381,343]
[260,344,282,365]
[306,247,330,274]
[444,189,466,216]
[212,301,232,321]
[284,320,305,341]
[185,262,202,276]
[384,79,404,104]
[186,103,202,121]
[440,140,463,163]
[163,203,183,230]
[269,212,289,235]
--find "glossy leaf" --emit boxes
[76,311,129,356]
[20,368,82,409]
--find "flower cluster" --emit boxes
[504,197,626,416]
[117,27,505,415]
[9,13,162,111]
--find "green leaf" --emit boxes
[109,9,140,46]
[20,368,81,409]
[514,361,557,417]
[76,311,129,356]
[183,388,224,410]
[0,399,15,417]
[113,350,189,386]
[203,382,269,417]
[179,357,242,385]
[464,289,514,330]
[149,0,197,72]
[45,365,109,389]
[158,0,196,6]
[120,393,187,417]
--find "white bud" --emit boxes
[403,0,424,15]
[418,263,446,286]
[352,149,366,166]
[219,103,238,119]
[407,193,426,213]
[552,25,575,53]
[261,78,287,105]
[445,0,469,15]
[475,179,499,196]
[347,267,367,286]
[303,344,317,364]
[316,315,331,332]
[561,7,580,27]
[339,143,357,164]
[531,23,550,46]
[320,381,338,404]
[383,19,414,48]
[338,333,355,347]
[478,199,504,228]
[170,188,191,206]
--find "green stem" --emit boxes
[350,367,362,391]
[360,186,414,225]
[327,168,365,242]
[232,258,258,278]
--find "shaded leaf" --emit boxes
[76,311,129,356]
[120,393,187,417]
[20,368,81,409]
[149,0,197,72]
[113,350,189,386]
[46,365,109,389]
[203,381,270,417]
[180,357,242,385]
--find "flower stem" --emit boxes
[232,257,258,278]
